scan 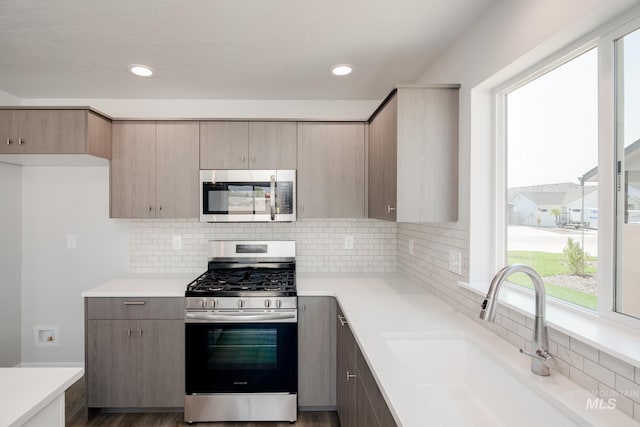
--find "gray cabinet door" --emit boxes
[138,319,185,407]
[155,121,200,218]
[297,123,366,218]
[396,87,459,222]
[356,345,397,427]
[298,297,336,409]
[368,94,398,221]
[336,307,357,427]
[0,110,19,154]
[21,110,86,154]
[200,121,249,169]
[86,319,138,407]
[355,376,382,427]
[248,121,297,169]
[110,121,157,218]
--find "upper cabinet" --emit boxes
[111,121,199,219]
[368,95,398,221]
[248,122,297,169]
[368,86,459,223]
[0,109,111,158]
[297,122,366,218]
[200,121,297,170]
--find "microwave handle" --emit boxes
[270,174,276,221]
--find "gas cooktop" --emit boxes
[186,267,296,297]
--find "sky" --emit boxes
[506,28,640,189]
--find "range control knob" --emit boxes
[200,299,207,308]
[212,299,219,308]
[238,299,246,308]
[264,299,272,308]
[275,300,282,308]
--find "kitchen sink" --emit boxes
[384,333,579,427]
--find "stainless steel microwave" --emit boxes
[200,170,296,222]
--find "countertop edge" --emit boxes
[6,367,83,427]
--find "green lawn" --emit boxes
[506,251,597,310]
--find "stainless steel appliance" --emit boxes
[199,170,296,222]
[184,240,297,423]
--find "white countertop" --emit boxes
[81,274,194,297]
[0,367,83,427]
[82,273,638,426]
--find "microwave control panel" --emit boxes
[276,182,294,214]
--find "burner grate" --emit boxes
[186,267,296,296]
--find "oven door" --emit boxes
[185,320,297,394]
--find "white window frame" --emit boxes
[487,14,640,329]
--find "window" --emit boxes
[504,49,598,310]
[615,27,640,319]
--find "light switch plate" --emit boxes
[172,235,182,250]
[66,234,77,250]
[448,250,461,275]
[344,235,354,250]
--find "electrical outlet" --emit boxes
[448,250,462,275]
[408,239,414,255]
[172,235,182,250]
[66,234,77,250]
[344,235,354,250]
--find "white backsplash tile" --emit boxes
[129,218,396,274]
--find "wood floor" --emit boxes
[65,378,340,427]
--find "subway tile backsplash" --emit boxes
[129,218,396,274]
[396,222,640,422]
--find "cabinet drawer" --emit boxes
[86,297,184,320]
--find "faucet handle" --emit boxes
[520,348,557,368]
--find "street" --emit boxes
[508,225,598,256]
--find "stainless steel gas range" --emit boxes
[184,240,297,423]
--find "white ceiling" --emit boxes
[0,0,495,101]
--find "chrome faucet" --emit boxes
[479,264,554,376]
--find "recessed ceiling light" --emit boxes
[331,64,353,76]
[128,64,154,77]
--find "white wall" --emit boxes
[0,163,22,366]
[21,166,129,364]
[416,0,639,282]
[0,89,20,105]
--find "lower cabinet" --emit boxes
[337,306,397,427]
[85,297,184,409]
[298,296,337,409]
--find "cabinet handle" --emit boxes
[18,138,23,145]
[124,301,146,305]
[387,205,396,213]
[338,314,348,326]
[299,304,306,312]
[147,205,152,213]
[251,155,256,163]
[6,138,11,145]
[127,329,132,337]
[139,329,143,337]
[158,205,162,212]
[241,155,246,163]
[346,371,357,381]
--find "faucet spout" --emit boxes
[479,264,552,376]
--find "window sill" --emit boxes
[458,280,640,367]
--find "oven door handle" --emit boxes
[270,174,276,221]
[185,311,297,323]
